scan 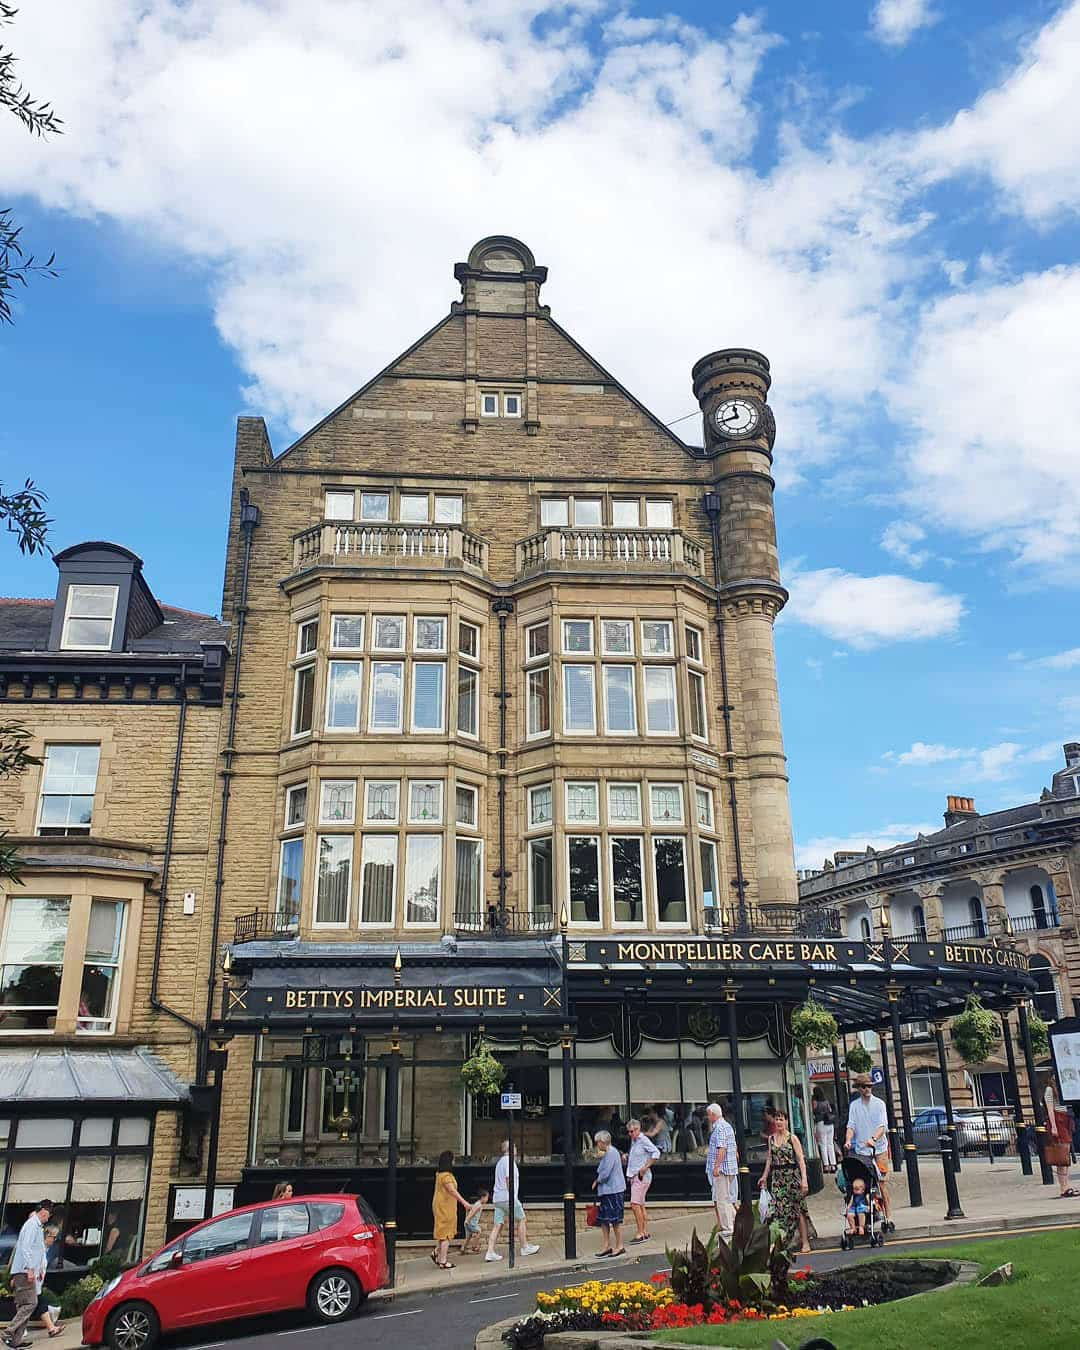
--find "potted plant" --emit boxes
[845,1042,873,1075]
[950,995,1002,1064]
[460,1038,505,1095]
[790,998,838,1053]
[1027,1008,1050,1059]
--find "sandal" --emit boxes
[607,1248,627,1257]
[437,1260,456,1269]
[430,1248,439,1264]
[629,1235,650,1243]
[48,1331,64,1340]
[594,1249,612,1257]
[1060,1188,1079,1197]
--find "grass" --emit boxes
[654,1230,1080,1348]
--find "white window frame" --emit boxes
[455,836,484,922]
[402,834,442,929]
[527,783,553,831]
[455,783,479,830]
[434,495,464,524]
[573,497,602,527]
[36,743,100,837]
[540,497,569,527]
[480,391,500,417]
[413,616,448,653]
[653,834,689,927]
[61,584,119,651]
[609,835,646,929]
[566,834,602,927]
[410,661,446,734]
[359,491,391,522]
[561,619,594,655]
[313,834,352,929]
[526,621,551,661]
[643,665,678,736]
[296,618,319,658]
[330,614,364,652]
[602,663,637,735]
[649,782,685,826]
[600,619,634,656]
[358,834,396,928]
[276,837,304,917]
[503,392,522,417]
[77,899,127,1034]
[284,783,308,830]
[640,619,674,656]
[645,499,674,529]
[526,666,552,741]
[459,621,480,659]
[318,779,356,826]
[399,493,429,524]
[700,839,719,914]
[324,490,354,521]
[371,615,406,652]
[368,661,404,733]
[695,787,714,831]
[528,836,555,921]
[688,669,708,741]
[607,782,642,826]
[456,662,479,739]
[407,779,444,825]
[364,780,400,825]
[565,781,600,826]
[0,895,70,1028]
[685,624,704,663]
[324,660,363,733]
[611,499,640,529]
[291,663,316,739]
[562,664,596,735]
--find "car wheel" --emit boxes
[105,1302,160,1350]
[308,1268,361,1323]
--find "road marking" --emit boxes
[469,1293,520,1304]
[279,1328,320,1335]
[372,1308,424,1319]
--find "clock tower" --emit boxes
[693,348,797,910]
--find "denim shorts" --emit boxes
[494,1199,524,1225]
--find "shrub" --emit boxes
[667,1208,796,1312]
[59,1274,104,1320]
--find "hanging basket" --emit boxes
[460,1039,505,1096]
[1027,1008,1050,1060]
[950,994,1002,1064]
[790,998,838,1053]
[844,1042,873,1075]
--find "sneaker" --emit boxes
[521,1243,540,1256]
[484,1251,503,1262]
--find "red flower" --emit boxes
[649,1272,668,1285]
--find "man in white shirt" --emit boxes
[625,1117,661,1243]
[844,1077,892,1222]
[4,1199,52,1349]
[484,1140,540,1261]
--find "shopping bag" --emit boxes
[585,1203,599,1227]
[757,1188,773,1223]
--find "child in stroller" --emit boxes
[836,1155,886,1250]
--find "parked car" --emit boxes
[82,1193,388,1350]
[912,1107,1011,1155]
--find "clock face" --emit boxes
[713,398,760,438]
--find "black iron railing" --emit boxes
[704,903,842,938]
[943,922,988,941]
[233,909,300,943]
[453,906,556,937]
[1009,911,1059,933]
[891,930,928,944]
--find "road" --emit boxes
[156,1225,1059,1350]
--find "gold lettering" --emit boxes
[285,990,297,1009]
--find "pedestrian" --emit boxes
[649,1105,673,1153]
[484,1140,540,1262]
[705,1103,738,1240]
[844,1075,892,1224]
[1043,1085,1079,1197]
[761,1102,779,1144]
[758,1108,815,1254]
[460,1187,489,1254]
[4,1199,52,1350]
[625,1117,660,1243]
[35,1228,63,1339]
[812,1087,837,1173]
[102,1209,131,1259]
[271,1181,294,1200]
[431,1150,470,1269]
[591,1131,626,1257]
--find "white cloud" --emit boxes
[883,739,1060,781]
[870,0,939,48]
[1035,648,1080,670]
[880,519,929,568]
[795,822,935,870]
[784,567,964,648]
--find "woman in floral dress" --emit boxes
[758,1108,815,1254]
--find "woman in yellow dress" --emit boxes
[432,1149,470,1269]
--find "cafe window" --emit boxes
[567,835,601,924]
[1,897,70,1030]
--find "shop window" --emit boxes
[643,666,677,734]
[364,781,399,825]
[528,784,552,829]
[602,665,636,734]
[407,780,443,824]
[568,836,601,924]
[608,783,641,824]
[372,615,406,651]
[700,840,718,913]
[314,836,351,926]
[78,900,125,1034]
[654,837,688,924]
[330,614,364,651]
[563,665,596,734]
[455,838,483,923]
[359,492,390,522]
[566,782,599,825]
[284,784,307,829]
[528,838,554,921]
[369,661,404,732]
[360,836,396,925]
[325,662,363,731]
[610,837,644,925]
[411,663,446,733]
[0,897,70,1030]
[37,744,100,837]
[61,584,118,651]
[403,835,441,926]
[324,490,354,521]
[116,1119,150,1146]
[184,1212,253,1264]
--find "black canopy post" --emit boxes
[876,1029,903,1172]
[1001,1009,1033,1176]
[932,1021,962,1175]
[887,984,923,1207]
[725,990,751,1206]
[384,1030,402,1285]
[1018,1000,1055,1185]
[831,1042,847,1142]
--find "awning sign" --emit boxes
[224,979,564,1024]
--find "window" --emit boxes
[526,622,550,660]
[314,835,351,926]
[654,837,688,924]
[37,744,99,836]
[528,837,553,921]
[284,784,307,829]
[61,584,118,650]
[1028,956,1061,1023]
[859,915,872,940]
[324,490,354,521]
[650,784,684,824]
[610,837,644,925]
[411,663,446,732]
[277,838,303,918]
[685,625,703,663]
[256,1204,309,1246]
[455,838,483,922]
[700,840,718,912]
[0,897,69,1030]
[912,904,927,941]
[601,619,633,655]
[645,499,674,529]
[968,896,986,937]
[567,836,600,924]
[574,498,602,527]
[319,780,356,825]
[503,392,521,417]
[695,788,713,830]
[184,1212,253,1265]
[359,492,390,522]
[540,498,569,527]
[456,666,479,738]
[527,668,551,738]
[330,615,364,651]
[78,900,125,1033]
[297,619,319,656]
[404,835,441,926]
[459,621,480,659]
[455,784,478,829]
[612,500,640,528]
[909,1069,945,1112]
[641,620,673,656]
[602,665,636,734]
[325,661,362,731]
[414,617,447,652]
[562,619,593,654]
[408,780,443,824]
[372,615,405,651]
[399,493,428,523]
[369,662,404,732]
[563,665,596,734]
[643,666,677,734]
[1030,885,1058,927]
[688,670,708,739]
[292,665,315,737]
[359,835,396,925]
[608,783,641,825]
[481,392,499,417]
[364,781,399,824]
[528,784,552,829]
[566,782,599,825]
[309,1201,345,1231]
[434,495,463,524]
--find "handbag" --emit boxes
[585,1203,599,1227]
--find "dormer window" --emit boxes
[61,584,118,650]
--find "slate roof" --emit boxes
[0,1047,189,1104]
[0,598,228,653]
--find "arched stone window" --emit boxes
[860,916,871,941]
[912,905,927,941]
[968,896,986,937]
[1028,954,1061,1023]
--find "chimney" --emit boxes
[944,795,978,827]
[1064,742,1080,768]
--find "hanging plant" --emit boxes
[1027,1008,1050,1060]
[845,1042,873,1075]
[460,1039,505,1096]
[790,998,838,1053]
[950,995,1002,1064]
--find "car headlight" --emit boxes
[93,1277,122,1303]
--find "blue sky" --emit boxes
[2,0,1078,866]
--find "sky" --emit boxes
[1,0,1078,869]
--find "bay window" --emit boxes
[403,836,441,926]
[695,787,714,830]
[0,897,70,1030]
[319,780,355,825]
[528,784,552,829]
[654,836,688,924]
[527,667,551,738]
[610,837,645,925]
[369,662,404,732]
[700,840,718,915]
[78,900,125,1033]
[411,662,446,733]
[641,620,673,656]
[277,837,303,918]
[330,614,364,651]
[364,781,399,824]
[602,664,636,734]
[688,670,708,740]
[314,836,351,926]
[455,784,478,829]
[292,664,315,737]
[650,783,683,825]
[643,665,677,734]
[284,784,307,829]
[566,782,599,825]
[372,615,405,651]
[408,780,443,824]
[529,838,554,922]
[607,783,641,825]
[360,836,396,925]
[568,836,601,924]
[562,665,596,734]
[457,666,478,737]
[455,838,483,924]
[325,660,362,731]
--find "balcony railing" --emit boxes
[1008,911,1060,933]
[516,528,704,578]
[233,909,299,943]
[293,522,488,573]
[453,906,557,938]
[704,904,842,938]
[942,922,989,941]
[891,930,928,944]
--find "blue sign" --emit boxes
[500,1091,522,1111]
[871,1067,884,1085]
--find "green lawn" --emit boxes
[655,1231,1080,1348]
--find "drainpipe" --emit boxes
[491,598,515,928]
[201,489,260,1076]
[702,491,749,930]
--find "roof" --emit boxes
[0,1047,189,1106]
[0,598,228,653]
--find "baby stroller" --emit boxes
[836,1154,886,1250]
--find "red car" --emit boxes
[82,1194,388,1350]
